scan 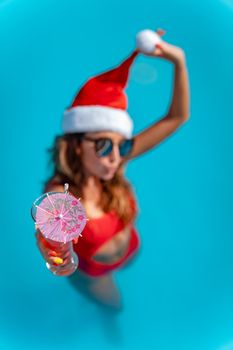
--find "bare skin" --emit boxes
[36,27,190,309]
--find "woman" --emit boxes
[35,28,190,309]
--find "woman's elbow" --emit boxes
[181,113,190,123]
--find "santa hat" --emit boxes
[62,30,161,138]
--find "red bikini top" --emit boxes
[75,209,130,259]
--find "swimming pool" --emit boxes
[1,0,233,349]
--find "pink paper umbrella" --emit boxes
[31,183,87,243]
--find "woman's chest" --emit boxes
[81,205,132,259]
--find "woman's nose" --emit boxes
[109,144,121,163]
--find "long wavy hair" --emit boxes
[44,133,138,225]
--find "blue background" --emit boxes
[1,0,233,349]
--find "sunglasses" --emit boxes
[82,136,134,158]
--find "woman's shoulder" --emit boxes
[44,175,61,192]
[44,174,74,193]
[127,191,138,213]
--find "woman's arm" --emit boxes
[166,57,190,122]
[125,30,190,160]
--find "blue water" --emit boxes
[1,0,233,349]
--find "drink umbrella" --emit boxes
[31,183,88,275]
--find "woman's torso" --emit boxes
[45,177,138,266]
[82,201,133,264]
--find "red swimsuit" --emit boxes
[44,180,141,277]
[73,209,140,276]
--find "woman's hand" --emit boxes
[144,28,186,66]
[35,229,75,268]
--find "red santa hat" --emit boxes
[62,29,161,138]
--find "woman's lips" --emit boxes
[106,167,117,173]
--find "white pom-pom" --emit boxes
[136,29,162,54]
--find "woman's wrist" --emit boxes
[171,51,186,68]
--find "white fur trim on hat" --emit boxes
[62,106,134,138]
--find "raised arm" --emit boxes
[125,29,190,160]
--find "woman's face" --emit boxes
[76,131,126,181]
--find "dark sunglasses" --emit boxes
[82,136,134,158]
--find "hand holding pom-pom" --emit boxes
[136,28,185,65]
[136,29,162,54]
